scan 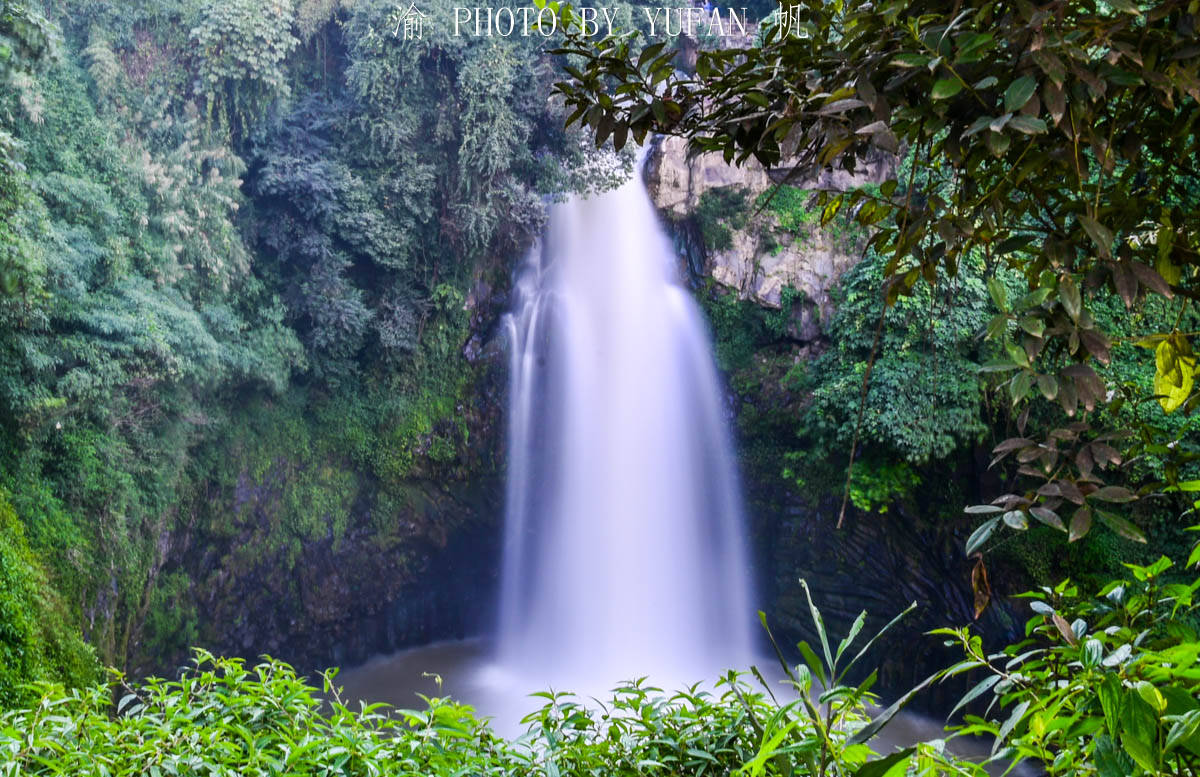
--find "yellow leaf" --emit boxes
[1155,337,1196,413]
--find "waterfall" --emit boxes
[496,160,755,692]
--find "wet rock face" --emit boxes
[175,483,501,678]
[646,135,895,218]
[136,446,505,679]
[645,135,895,332]
[645,135,776,220]
[751,485,1023,714]
[707,225,858,320]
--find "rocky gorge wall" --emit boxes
[147,471,503,678]
[646,135,894,319]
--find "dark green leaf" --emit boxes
[848,673,937,745]
[1120,694,1161,771]
[1030,506,1064,531]
[1002,510,1028,530]
[947,674,1001,719]
[1008,115,1047,134]
[1079,216,1114,259]
[1092,486,1136,503]
[965,517,1000,556]
[1060,276,1082,320]
[1004,76,1038,112]
[992,700,1030,754]
[852,747,916,777]
[932,78,963,99]
[1069,506,1092,541]
[987,277,1008,311]
[1097,511,1147,543]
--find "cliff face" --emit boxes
[645,135,894,327]
[164,476,502,676]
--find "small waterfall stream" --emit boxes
[496,162,755,692]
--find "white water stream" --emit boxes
[493,162,755,695]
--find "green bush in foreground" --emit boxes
[0,650,893,777]
[7,567,1197,776]
[0,586,979,777]
[936,557,1200,777]
[0,491,97,709]
[0,652,826,776]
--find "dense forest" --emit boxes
[0,0,621,693]
[1,0,1199,775]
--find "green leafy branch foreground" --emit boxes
[3,564,1198,777]
[0,588,954,777]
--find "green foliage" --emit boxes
[0,589,988,777]
[251,0,583,378]
[453,44,532,254]
[0,650,776,775]
[760,185,816,231]
[0,1,52,299]
[936,558,1200,776]
[843,460,921,515]
[0,2,51,84]
[760,185,875,252]
[0,490,97,707]
[138,571,198,666]
[700,283,775,373]
[189,0,298,136]
[0,25,307,673]
[797,249,991,470]
[695,186,748,252]
[745,581,940,777]
[0,0,583,687]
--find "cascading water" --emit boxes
[496,160,755,693]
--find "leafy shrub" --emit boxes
[0,651,804,775]
[937,557,1200,776]
[700,283,776,373]
[0,587,980,776]
[189,0,298,134]
[781,248,992,505]
[0,0,567,685]
[0,490,97,707]
[696,187,749,252]
[843,459,921,515]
